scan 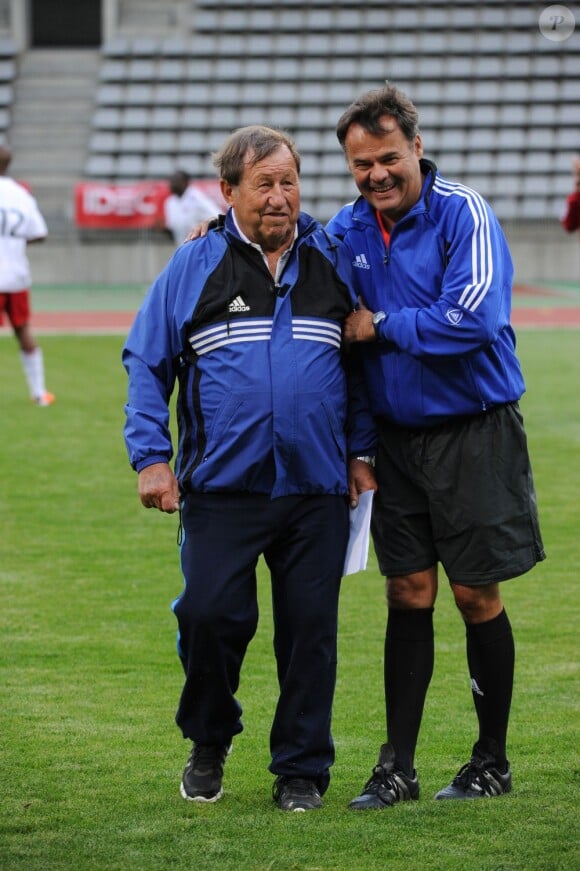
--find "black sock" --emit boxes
[466,608,515,770]
[385,607,434,776]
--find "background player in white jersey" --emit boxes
[164,168,221,247]
[0,146,54,406]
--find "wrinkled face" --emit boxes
[343,116,424,228]
[220,145,300,253]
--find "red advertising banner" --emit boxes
[74,180,224,229]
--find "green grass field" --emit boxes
[0,330,578,870]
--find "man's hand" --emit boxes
[348,458,378,508]
[184,217,217,242]
[344,309,376,344]
[343,298,376,345]
[138,462,180,513]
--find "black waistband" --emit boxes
[377,401,517,435]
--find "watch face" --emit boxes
[373,311,386,325]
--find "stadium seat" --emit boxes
[101,36,131,57]
[118,131,148,153]
[149,106,181,129]
[144,153,178,176]
[92,107,123,130]
[160,36,195,57]
[117,154,147,177]
[557,128,580,150]
[174,153,211,175]
[99,60,127,82]
[148,130,177,153]
[0,37,17,58]
[121,107,152,129]
[89,131,119,153]
[0,60,16,82]
[126,84,155,106]
[158,59,187,81]
[85,154,117,177]
[464,151,495,175]
[96,84,124,106]
[154,83,184,106]
[0,84,13,106]
[127,59,156,81]
[131,36,160,57]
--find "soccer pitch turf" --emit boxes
[0,328,578,870]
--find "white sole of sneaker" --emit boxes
[180,783,224,802]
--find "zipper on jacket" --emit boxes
[181,361,207,484]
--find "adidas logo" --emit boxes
[228,295,251,313]
[353,253,371,269]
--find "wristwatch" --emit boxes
[372,310,387,338]
[353,455,376,468]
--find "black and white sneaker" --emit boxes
[273,777,323,812]
[180,742,231,802]
[435,751,512,800]
[348,743,419,810]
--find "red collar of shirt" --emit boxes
[375,210,391,247]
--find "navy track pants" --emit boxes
[172,491,349,792]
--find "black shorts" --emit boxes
[371,402,546,585]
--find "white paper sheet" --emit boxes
[342,489,374,576]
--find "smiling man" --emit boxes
[341,113,424,227]
[326,84,545,809]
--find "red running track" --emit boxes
[10,307,580,333]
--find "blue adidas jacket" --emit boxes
[123,210,375,498]
[326,160,526,427]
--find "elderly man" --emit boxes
[123,125,375,812]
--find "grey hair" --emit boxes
[212,125,301,184]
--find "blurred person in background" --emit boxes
[164,168,221,247]
[0,145,54,406]
[560,154,580,233]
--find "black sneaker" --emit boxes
[348,743,419,810]
[180,742,231,802]
[435,751,512,800]
[273,776,323,812]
